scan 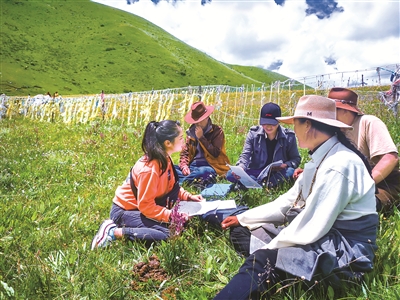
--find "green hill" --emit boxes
[1,0,290,96]
[227,64,290,85]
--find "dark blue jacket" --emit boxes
[236,125,301,170]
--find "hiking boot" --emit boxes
[91,219,116,250]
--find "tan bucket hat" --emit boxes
[277,95,352,129]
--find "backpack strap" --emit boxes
[129,167,138,198]
[169,156,180,184]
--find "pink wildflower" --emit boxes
[169,199,186,236]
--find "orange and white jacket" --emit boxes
[113,156,191,223]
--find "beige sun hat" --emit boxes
[276,95,353,129]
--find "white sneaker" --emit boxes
[91,219,116,250]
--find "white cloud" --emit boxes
[92,0,400,80]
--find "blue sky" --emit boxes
[92,0,400,80]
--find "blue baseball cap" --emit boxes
[259,102,281,125]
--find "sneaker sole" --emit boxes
[91,220,115,250]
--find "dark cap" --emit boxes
[259,102,281,125]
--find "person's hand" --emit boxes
[293,168,303,180]
[189,194,205,202]
[182,166,191,176]
[231,166,244,180]
[231,171,242,180]
[194,125,204,139]
[221,216,239,230]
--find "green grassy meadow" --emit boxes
[1,88,399,299]
[1,0,291,97]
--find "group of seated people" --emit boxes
[175,99,302,190]
[91,87,399,299]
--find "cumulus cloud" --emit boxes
[92,0,400,80]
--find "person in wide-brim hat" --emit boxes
[327,87,400,212]
[176,100,230,186]
[215,93,378,299]
[328,87,363,115]
[277,95,352,129]
[184,101,215,124]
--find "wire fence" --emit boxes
[1,63,399,126]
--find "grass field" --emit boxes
[1,88,399,299]
[1,0,291,97]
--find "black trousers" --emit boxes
[229,225,252,257]
[229,224,280,258]
[213,247,284,300]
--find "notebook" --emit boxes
[201,183,232,198]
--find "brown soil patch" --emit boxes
[131,254,176,299]
[131,254,170,284]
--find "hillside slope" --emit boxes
[1,0,288,96]
[228,64,290,85]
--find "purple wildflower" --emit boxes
[169,199,186,236]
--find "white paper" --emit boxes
[178,199,236,216]
[212,199,236,210]
[228,165,262,189]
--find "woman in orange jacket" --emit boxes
[91,120,204,250]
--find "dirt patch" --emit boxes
[131,254,176,299]
[131,254,170,284]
